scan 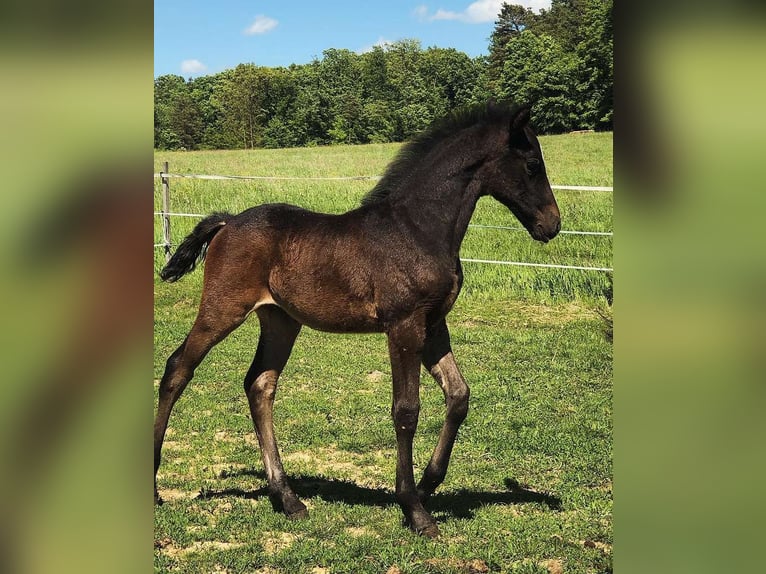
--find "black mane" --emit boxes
[361,101,522,206]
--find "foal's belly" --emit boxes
[267,265,384,333]
[270,291,383,333]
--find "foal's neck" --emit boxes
[393,137,489,260]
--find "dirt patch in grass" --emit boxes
[539,559,564,574]
[164,440,191,452]
[159,540,244,558]
[582,539,612,553]
[282,445,394,489]
[207,462,247,478]
[366,370,386,383]
[262,531,298,555]
[422,558,490,573]
[344,526,379,538]
[214,430,237,442]
[157,488,197,502]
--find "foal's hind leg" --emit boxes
[417,319,470,503]
[243,306,306,518]
[154,302,251,504]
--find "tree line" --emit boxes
[155,0,612,150]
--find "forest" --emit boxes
[154,0,612,150]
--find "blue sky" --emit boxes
[155,0,551,78]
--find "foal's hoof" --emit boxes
[154,491,164,506]
[286,507,309,521]
[417,523,440,539]
[284,500,309,520]
[403,516,440,539]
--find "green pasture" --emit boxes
[154,133,612,573]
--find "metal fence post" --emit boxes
[161,161,171,263]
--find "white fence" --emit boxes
[154,168,613,273]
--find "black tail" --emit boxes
[160,212,232,282]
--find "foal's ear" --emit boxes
[509,106,532,149]
[510,106,531,132]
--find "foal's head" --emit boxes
[481,106,561,243]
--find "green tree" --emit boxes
[187,74,236,149]
[384,39,441,139]
[421,47,479,112]
[289,60,334,146]
[319,49,364,144]
[217,64,277,149]
[532,0,588,52]
[487,3,537,91]
[153,74,202,150]
[360,45,392,104]
[358,100,396,143]
[498,30,579,133]
[486,1,613,134]
[575,0,613,130]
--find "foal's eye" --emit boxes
[525,158,541,176]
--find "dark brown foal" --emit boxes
[154,102,560,537]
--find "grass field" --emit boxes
[153,133,613,573]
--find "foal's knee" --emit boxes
[447,382,470,423]
[244,372,277,401]
[392,400,420,434]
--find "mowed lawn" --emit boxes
[154,132,613,573]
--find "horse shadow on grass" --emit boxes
[197,470,562,521]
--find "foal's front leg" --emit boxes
[387,320,439,538]
[417,319,469,502]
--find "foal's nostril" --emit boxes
[555,219,561,235]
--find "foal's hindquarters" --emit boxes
[154,211,469,537]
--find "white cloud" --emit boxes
[244,15,278,36]
[432,0,504,22]
[421,0,550,24]
[359,36,393,54]
[180,59,207,75]
[413,5,430,21]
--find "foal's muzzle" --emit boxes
[531,207,561,243]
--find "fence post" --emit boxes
[161,161,171,263]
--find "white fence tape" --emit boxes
[154,172,613,192]
[468,224,612,236]
[155,173,381,182]
[460,258,612,272]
